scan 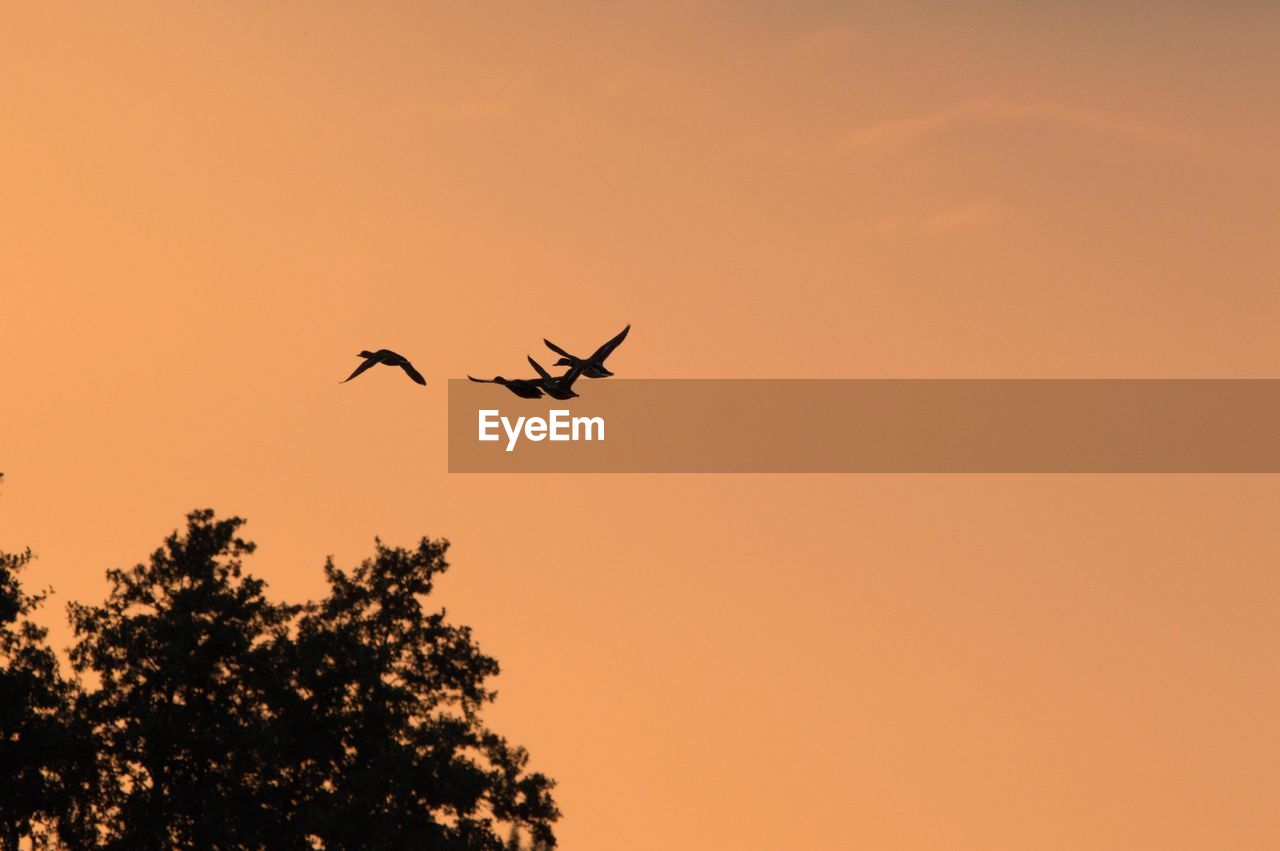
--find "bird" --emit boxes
[341,349,426,385]
[467,374,544,399]
[542,323,630,379]
[527,356,584,400]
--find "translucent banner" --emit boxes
[447,379,1280,473]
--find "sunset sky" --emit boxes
[3,2,1280,848]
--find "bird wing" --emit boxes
[527,356,553,382]
[398,360,427,385]
[558,361,585,390]
[590,323,631,362]
[341,355,381,383]
[543,338,576,360]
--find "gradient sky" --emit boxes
[3,3,1280,848]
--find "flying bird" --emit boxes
[543,323,630,379]
[467,374,545,400]
[341,349,426,385]
[527,356,584,400]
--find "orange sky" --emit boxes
[3,3,1280,848]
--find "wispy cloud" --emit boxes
[925,203,996,233]
[872,202,997,237]
[842,97,1203,153]
[454,97,512,121]
[779,24,866,60]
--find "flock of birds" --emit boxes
[340,324,631,400]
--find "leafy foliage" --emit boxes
[1,500,558,850]
[1,552,94,849]
[68,510,302,849]
[287,538,559,849]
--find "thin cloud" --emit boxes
[780,24,866,59]
[925,203,996,233]
[454,98,512,121]
[871,202,997,237]
[842,97,1204,153]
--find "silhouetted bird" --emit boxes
[527,356,584,400]
[542,323,630,378]
[341,349,426,385]
[467,375,545,400]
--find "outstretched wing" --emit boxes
[398,360,427,385]
[590,323,631,363]
[527,356,553,382]
[543,338,576,360]
[341,355,381,383]
[558,361,585,390]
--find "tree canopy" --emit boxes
[0,503,558,850]
[1,546,94,850]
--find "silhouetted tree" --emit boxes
[0,542,94,849]
[503,826,553,851]
[68,510,302,849]
[63,509,558,849]
[287,538,559,849]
